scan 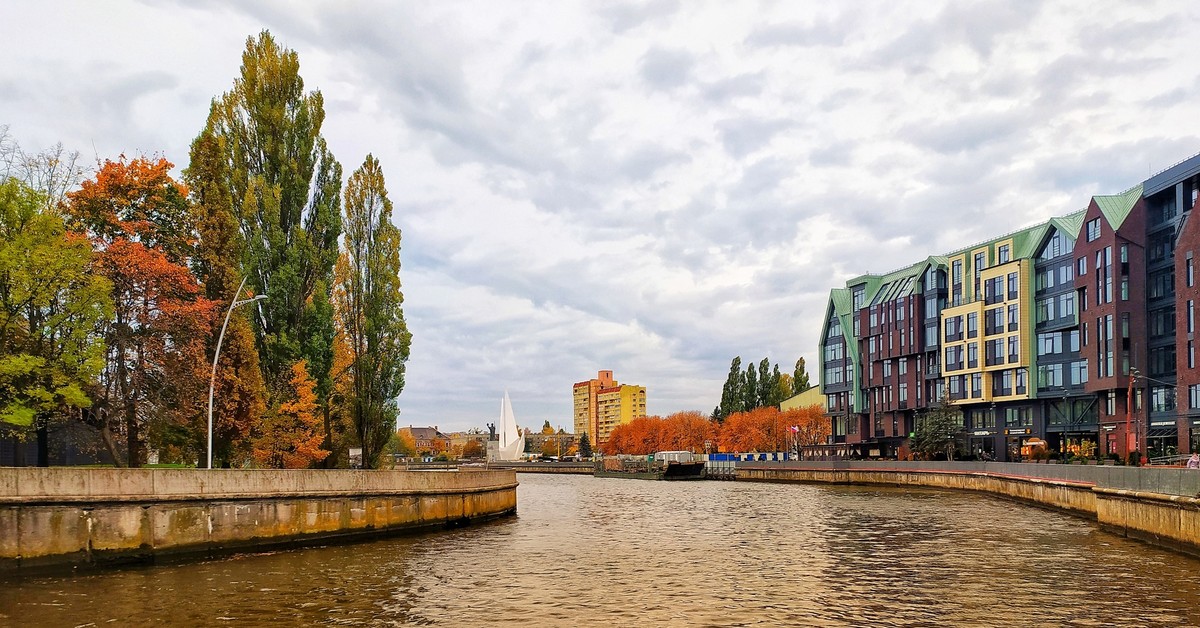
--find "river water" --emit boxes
[2,473,1199,626]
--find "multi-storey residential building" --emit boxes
[572,370,646,448]
[819,152,1200,461]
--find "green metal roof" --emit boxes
[1094,184,1143,231]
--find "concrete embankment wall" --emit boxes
[737,461,1200,558]
[488,462,593,474]
[0,468,518,572]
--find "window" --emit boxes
[1016,368,1028,394]
[967,312,978,338]
[899,359,908,375]
[971,373,982,398]
[1008,335,1019,362]
[1038,332,1062,356]
[998,244,1011,263]
[1188,252,1194,288]
[1007,304,1019,331]
[1070,360,1087,385]
[1191,384,1200,410]
[1006,407,1032,427]
[1086,218,1101,242]
[1150,386,1176,413]
[826,318,842,339]
[1038,364,1063,388]
[1058,292,1075,319]
[1077,256,1087,276]
[967,342,978,368]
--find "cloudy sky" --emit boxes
[3,1,1200,432]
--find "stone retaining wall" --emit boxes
[0,468,518,572]
[737,462,1200,558]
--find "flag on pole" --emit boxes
[789,425,799,433]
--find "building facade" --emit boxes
[572,370,646,448]
[820,153,1200,461]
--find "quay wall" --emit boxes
[737,461,1200,558]
[0,468,518,572]
[488,462,593,474]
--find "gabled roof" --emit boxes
[1094,184,1143,232]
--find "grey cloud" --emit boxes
[899,108,1027,155]
[744,15,850,48]
[639,47,695,90]
[596,0,681,34]
[701,72,765,102]
[869,1,1041,68]
[619,144,691,181]
[716,117,793,159]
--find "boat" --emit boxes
[491,391,525,462]
[593,451,706,480]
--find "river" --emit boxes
[2,473,1199,626]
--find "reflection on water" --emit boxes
[2,474,1199,626]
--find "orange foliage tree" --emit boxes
[605,411,717,455]
[782,404,831,450]
[253,361,330,468]
[66,156,218,466]
[719,407,793,453]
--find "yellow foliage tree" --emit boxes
[253,361,331,468]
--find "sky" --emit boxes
[3,1,1200,433]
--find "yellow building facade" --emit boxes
[941,237,1035,424]
[573,370,646,448]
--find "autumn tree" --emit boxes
[393,429,416,458]
[65,157,217,467]
[252,360,330,468]
[192,30,343,412]
[332,155,410,469]
[462,439,485,459]
[0,179,111,464]
[540,420,554,435]
[781,404,830,455]
[719,407,792,453]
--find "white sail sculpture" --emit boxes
[495,391,525,461]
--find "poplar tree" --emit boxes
[714,356,743,422]
[743,362,758,412]
[333,155,410,469]
[757,357,773,408]
[792,358,812,395]
[192,30,343,399]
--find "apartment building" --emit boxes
[819,152,1200,461]
[572,370,647,448]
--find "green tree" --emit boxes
[742,362,758,412]
[578,431,592,458]
[0,180,111,461]
[333,155,410,469]
[757,357,773,408]
[193,30,343,401]
[713,356,743,422]
[910,396,963,460]
[792,358,812,395]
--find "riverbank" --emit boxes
[736,460,1200,558]
[0,467,517,573]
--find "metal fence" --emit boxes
[736,460,1200,498]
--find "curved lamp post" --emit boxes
[207,277,266,469]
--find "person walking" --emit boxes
[1188,453,1200,469]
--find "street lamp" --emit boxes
[207,277,266,469]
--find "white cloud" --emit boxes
[3,0,1200,431]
